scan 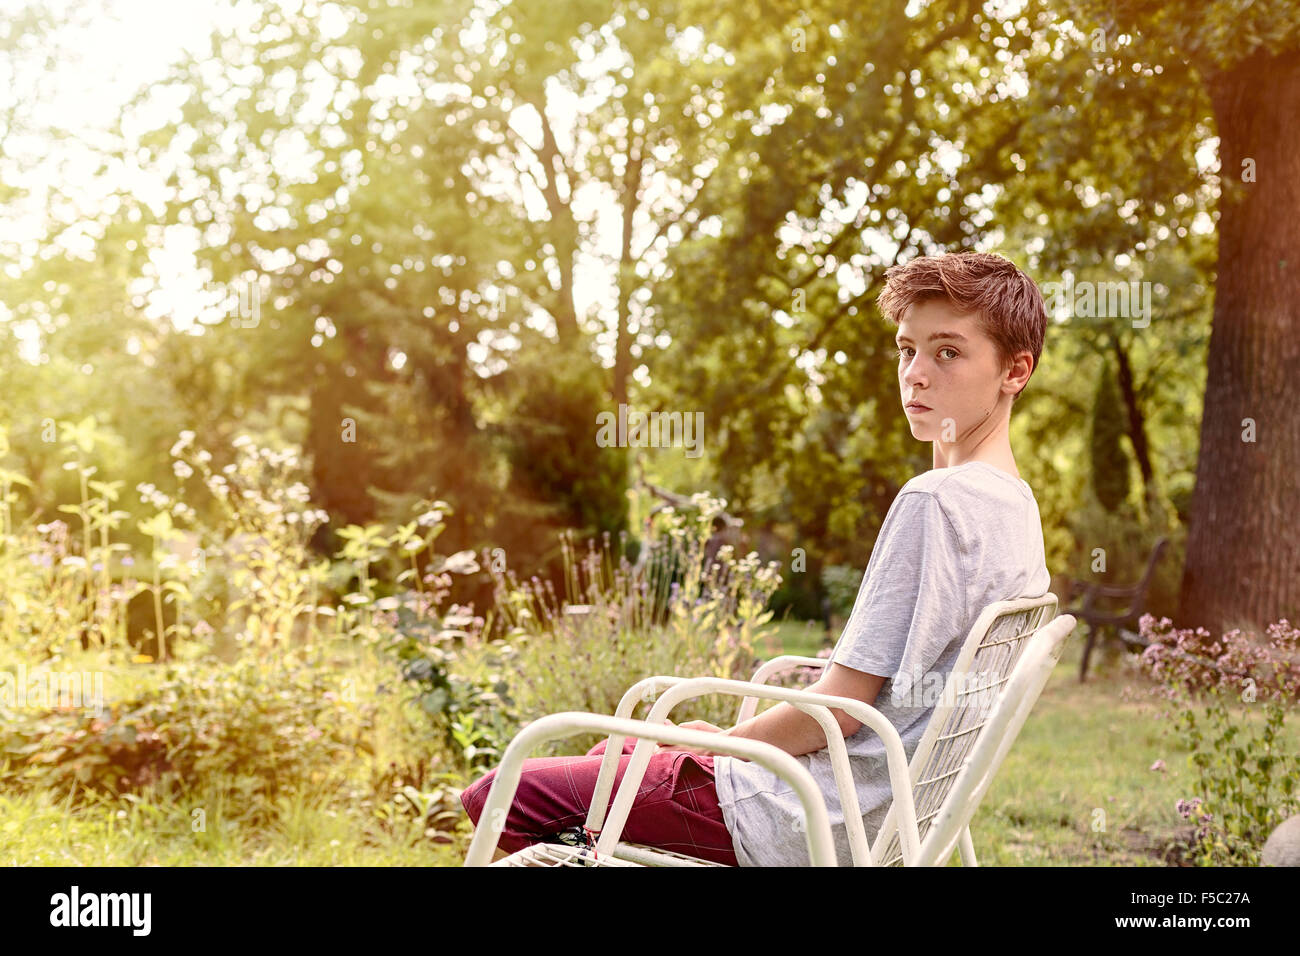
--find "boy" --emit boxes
[461,250,1052,865]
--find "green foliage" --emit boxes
[1,0,1237,641]
[384,596,518,777]
[499,345,629,541]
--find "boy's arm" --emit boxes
[716,663,888,758]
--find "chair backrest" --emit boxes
[870,594,1068,866]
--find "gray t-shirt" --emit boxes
[713,460,1052,866]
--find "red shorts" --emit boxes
[459,735,739,865]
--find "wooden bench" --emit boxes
[1063,537,1168,682]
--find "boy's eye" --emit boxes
[894,346,959,360]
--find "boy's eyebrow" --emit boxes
[895,331,969,345]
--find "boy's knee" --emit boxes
[459,770,496,823]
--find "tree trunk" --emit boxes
[1108,330,1162,525]
[614,128,642,408]
[1178,47,1300,633]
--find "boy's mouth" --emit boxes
[904,401,932,414]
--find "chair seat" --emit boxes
[490,842,644,866]
[490,840,727,866]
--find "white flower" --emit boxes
[232,435,253,449]
[173,461,194,479]
[417,509,443,527]
[442,550,480,575]
[169,430,195,456]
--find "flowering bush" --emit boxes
[1137,613,1299,866]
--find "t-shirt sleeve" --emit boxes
[828,490,967,698]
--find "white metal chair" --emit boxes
[463,593,1075,866]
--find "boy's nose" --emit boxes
[901,361,928,386]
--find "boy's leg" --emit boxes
[469,736,635,864]
[459,738,738,865]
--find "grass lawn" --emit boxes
[0,787,465,866]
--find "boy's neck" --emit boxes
[931,413,1020,478]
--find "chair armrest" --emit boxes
[588,676,870,864]
[611,656,831,728]
[741,655,831,721]
[590,676,922,866]
[462,713,838,866]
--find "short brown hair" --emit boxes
[876,251,1047,403]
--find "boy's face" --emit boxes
[895,298,1008,442]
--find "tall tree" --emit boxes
[1068,0,1300,631]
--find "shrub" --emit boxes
[0,658,377,823]
[383,592,517,777]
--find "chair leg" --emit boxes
[1078,625,1097,682]
[957,826,978,867]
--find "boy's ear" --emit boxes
[1004,349,1034,390]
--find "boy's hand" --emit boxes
[656,718,726,753]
